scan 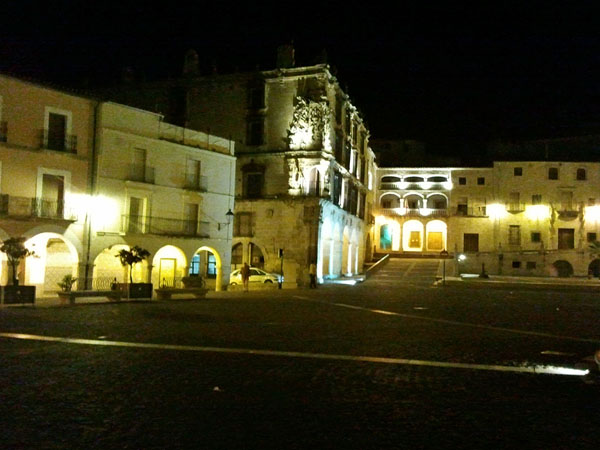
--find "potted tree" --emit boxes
[116,245,152,298]
[0,236,36,304]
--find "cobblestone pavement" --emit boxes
[1,284,599,449]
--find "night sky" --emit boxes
[2,2,600,161]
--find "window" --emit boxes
[247,119,264,145]
[588,198,596,206]
[186,159,205,190]
[531,232,541,243]
[477,177,485,185]
[560,191,573,211]
[576,168,586,181]
[184,203,199,235]
[464,233,479,252]
[531,194,542,205]
[558,228,574,249]
[47,112,67,151]
[514,167,522,176]
[458,177,466,185]
[526,262,537,270]
[127,196,146,234]
[587,232,597,243]
[248,86,265,109]
[234,212,253,237]
[512,261,521,269]
[548,167,558,180]
[508,225,521,245]
[245,173,263,198]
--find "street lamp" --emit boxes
[440,249,449,285]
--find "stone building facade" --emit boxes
[185,64,376,285]
[374,161,600,277]
[0,74,95,296]
[0,74,235,298]
[104,55,377,286]
[91,102,236,291]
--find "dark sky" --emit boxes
[2,2,600,154]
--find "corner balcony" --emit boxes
[122,215,210,237]
[378,207,448,218]
[0,195,77,221]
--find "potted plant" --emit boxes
[116,245,152,298]
[57,274,77,292]
[0,236,36,304]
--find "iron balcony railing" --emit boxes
[184,174,208,191]
[122,215,210,237]
[506,203,526,213]
[378,207,448,217]
[128,165,156,184]
[454,206,488,217]
[0,195,77,220]
[0,121,7,142]
[41,129,77,153]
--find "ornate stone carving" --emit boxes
[287,96,332,151]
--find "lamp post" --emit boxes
[440,249,449,285]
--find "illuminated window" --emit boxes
[531,232,541,243]
[576,168,586,181]
[458,177,466,185]
[514,167,522,176]
[548,167,558,180]
[508,225,521,245]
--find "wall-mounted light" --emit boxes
[218,209,235,231]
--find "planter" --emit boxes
[118,283,153,299]
[1,285,36,305]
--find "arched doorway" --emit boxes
[249,242,265,269]
[553,260,573,277]
[93,245,131,289]
[588,259,600,277]
[380,224,392,250]
[25,233,78,296]
[425,220,447,251]
[191,246,223,291]
[231,243,243,271]
[402,220,424,252]
[152,245,186,288]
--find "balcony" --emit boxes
[0,121,7,142]
[122,215,209,237]
[184,174,208,191]
[0,195,77,221]
[378,207,448,218]
[41,129,77,153]
[127,165,155,184]
[454,206,488,217]
[506,203,526,213]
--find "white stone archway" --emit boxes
[152,245,187,288]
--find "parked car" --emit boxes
[229,267,283,285]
